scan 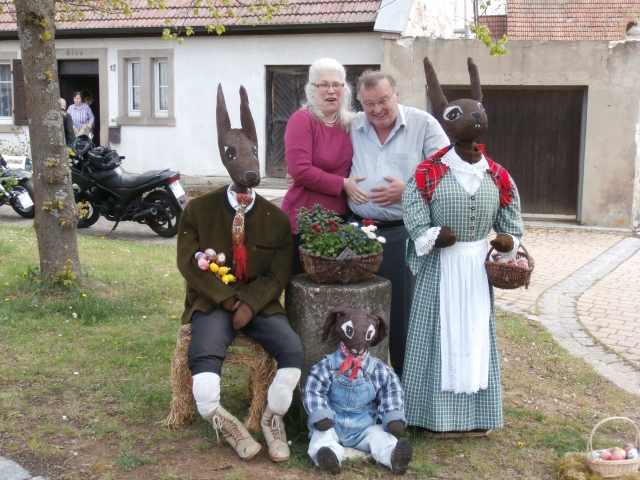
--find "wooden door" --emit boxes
[265,65,379,178]
[441,88,584,216]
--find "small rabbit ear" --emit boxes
[239,86,258,144]
[216,84,231,135]
[467,57,483,103]
[424,56,449,119]
[322,302,350,343]
[369,309,389,347]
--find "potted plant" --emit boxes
[296,205,385,283]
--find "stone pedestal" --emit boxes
[285,274,392,377]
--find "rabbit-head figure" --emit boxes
[321,302,389,355]
[424,56,487,163]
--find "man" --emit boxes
[346,71,449,378]
[58,98,75,147]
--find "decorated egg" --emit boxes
[216,253,226,266]
[516,258,529,268]
[209,263,219,273]
[195,251,206,261]
[495,257,507,264]
[221,274,231,284]
[588,450,602,459]
[624,443,636,453]
[627,448,639,459]
[218,266,230,275]
[197,258,210,271]
[204,248,217,259]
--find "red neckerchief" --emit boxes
[339,342,367,381]
[231,192,253,280]
[415,144,515,208]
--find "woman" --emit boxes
[67,91,95,136]
[281,58,360,275]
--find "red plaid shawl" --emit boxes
[415,144,514,208]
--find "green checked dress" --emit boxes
[401,164,523,431]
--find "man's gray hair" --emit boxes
[58,98,66,108]
[301,58,355,131]
[356,70,399,101]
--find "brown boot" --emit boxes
[211,406,261,460]
[261,406,290,462]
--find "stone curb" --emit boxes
[0,456,44,480]
[496,236,640,396]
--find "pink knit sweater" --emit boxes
[281,108,354,233]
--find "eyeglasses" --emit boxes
[362,99,391,110]
[311,83,345,91]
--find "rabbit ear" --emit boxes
[322,302,350,343]
[424,56,448,119]
[369,309,389,347]
[239,86,258,144]
[216,84,231,135]
[467,57,483,103]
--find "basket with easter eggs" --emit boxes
[195,248,236,284]
[586,417,640,478]
[484,243,534,290]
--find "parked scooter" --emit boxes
[71,135,186,237]
[0,155,35,219]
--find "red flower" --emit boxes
[327,219,336,225]
[312,225,322,232]
[311,223,319,228]
[328,226,338,232]
[363,219,375,227]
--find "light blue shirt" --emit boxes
[348,105,449,221]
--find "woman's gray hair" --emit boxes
[301,58,355,131]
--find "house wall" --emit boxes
[0,32,381,177]
[382,37,640,229]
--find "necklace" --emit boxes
[324,115,337,125]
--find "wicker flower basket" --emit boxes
[586,416,640,478]
[299,245,383,284]
[484,244,534,290]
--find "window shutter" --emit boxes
[12,59,29,126]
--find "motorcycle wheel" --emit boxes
[144,189,181,237]
[11,178,35,219]
[76,194,100,228]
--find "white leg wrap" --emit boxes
[192,372,220,419]
[267,367,301,415]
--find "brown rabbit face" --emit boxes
[442,98,488,142]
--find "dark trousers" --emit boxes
[188,308,305,376]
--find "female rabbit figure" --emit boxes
[400,57,524,435]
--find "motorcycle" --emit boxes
[0,155,35,219]
[70,135,187,237]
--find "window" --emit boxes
[129,61,141,115]
[155,60,168,117]
[117,49,174,126]
[0,63,12,121]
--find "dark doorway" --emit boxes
[265,64,379,178]
[440,88,584,216]
[58,60,100,145]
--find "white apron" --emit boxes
[439,239,491,394]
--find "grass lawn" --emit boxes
[1,224,640,479]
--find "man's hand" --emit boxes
[285,173,294,188]
[369,175,405,207]
[232,301,253,331]
[343,176,368,205]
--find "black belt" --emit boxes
[351,213,404,229]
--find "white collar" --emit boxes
[227,185,256,212]
[441,147,488,179]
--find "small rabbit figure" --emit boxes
[302,302,413,476]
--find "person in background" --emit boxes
[58,98,75,148]
[280,58,362,275]
[346,70,450,379]
[67,91,94,137]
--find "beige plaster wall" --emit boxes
[382,37,640,229]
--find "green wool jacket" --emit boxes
[177,186,293,324]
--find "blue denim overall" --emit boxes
[307,350,397,469]
[327,350,377,446]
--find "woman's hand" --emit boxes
[343,176,368,204]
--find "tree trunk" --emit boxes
[15,0,82,281]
